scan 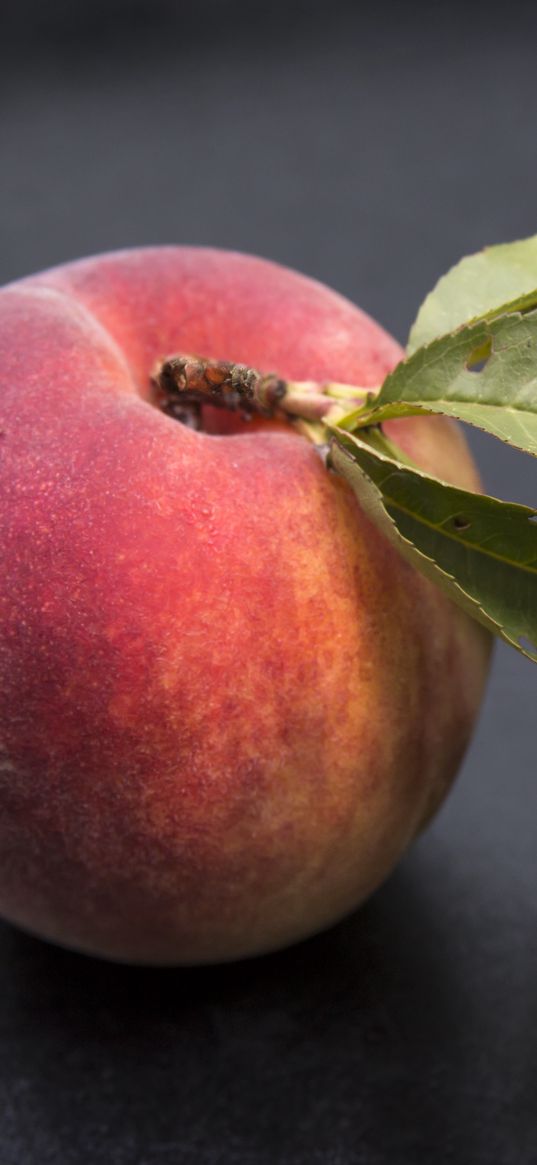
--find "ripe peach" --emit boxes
[0,248,490,963]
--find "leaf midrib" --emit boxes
[385,395,537,414]
[373,473,537,575]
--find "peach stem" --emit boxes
[152,355,375,434]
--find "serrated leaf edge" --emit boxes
[329,432,537,664]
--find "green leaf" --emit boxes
[338,309,537,459]
[408,234,537,353]
[329,427,537,664]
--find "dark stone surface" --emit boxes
[1,4,536,1161]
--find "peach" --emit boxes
[0,248,491,963]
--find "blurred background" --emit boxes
[1,2,536,1162]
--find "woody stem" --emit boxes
[152,354,376,436]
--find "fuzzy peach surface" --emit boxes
[0,249,491,963]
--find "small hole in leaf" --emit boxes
[465,338,492,373]
[529,514,537,524]
[518,635,537,658]
[453,515,471,531]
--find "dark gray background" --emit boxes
[1,3,536,1162]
